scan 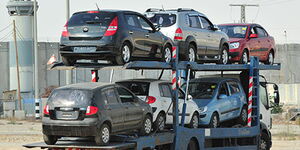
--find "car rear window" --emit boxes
[219,25,248,38]
[68,12,115,27]
[188,82,217,99]
[48,89,92,107]
[148,14,176,27]
[116,82,150,96]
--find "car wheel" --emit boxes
[260,132,271,150]
[95,124,110,145]
[240,50,248,64]
[115,42,132,65]
[218,45,229,64]
[43,134,58,145]
[208,113,219,128]
[162,45,172,63]
[188,44,197,62]
[238,107,248,126]
[62,56,76,66]
[187,138,199,150]
[265,52,274,65]
[139,115,152,136]
[154,113,166,132]
[188,113,199,128]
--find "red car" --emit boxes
[218,23,275,64]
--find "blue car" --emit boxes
[186,78,248,128]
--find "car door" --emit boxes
[136,15,164,57]
[123,14,148,56]
[188,15,206,56]
[227,81,243,119]
[255,27,270,59]
[217,82,231,121]
[116,86,144,130]
[101,88,125,132]
[199,16,220,56]
[248,26,262,58]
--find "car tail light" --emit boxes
[87,11,100,13]
[62,22,69,37]
[104,16,118,36]
[174,28,183,40]
[43,105,49,115]
[146,96,156,104]
[86,106,98,116]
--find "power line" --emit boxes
[0,30,13,42]
[0,23,12,33]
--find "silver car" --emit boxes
[145,8,230,64]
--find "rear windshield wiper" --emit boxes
[85,21,102,24]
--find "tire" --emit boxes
[139,115,152,136]
[95,124,110,145]
[238,107,248,126]
[240,50,248,64]
[154,113,166,132]
[187,138,199,150]
[43,134,58,145]
[62,56,76,66]
[208,113,219,128]
[265,52,274,65]
[218,45,229,64]
[187,44,197,62]
[188,113,199,128]
[162,45,172,63]
[260,132,271,150]
[114,42,132,65]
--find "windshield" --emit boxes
[48,89,93,108]
[148,14,176,27]
[116,82,150,96]
[188,82,217,99]
[68,12,115,27]
[219,25,248,38]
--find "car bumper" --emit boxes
[198,112,212,126]
[228,48,242,61]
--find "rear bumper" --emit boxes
[43,125,97,137]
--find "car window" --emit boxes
[116,82,150,96]
[159,84,172,97]
[148,14,176,27]
[200,17,212,30]
[124,14,139,27]
[188,16,201,28]
[256,27,268,37]
[188,82,217,99]
[117,87,135,103]
[227,81,241,94]
[259,85,269,109]
[137,16,153,30]
[102,88,119,104]
[68,12,115,27]
[48,89,92,107]
[219,25,248,38]
[219,83,229,96]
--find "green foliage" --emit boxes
[270,101,283,114]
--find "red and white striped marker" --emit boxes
[47,54,57,65]
[247,76,254,127]
[171,47,177,90]
[91,71,97,82]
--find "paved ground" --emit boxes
[0,119,299,150]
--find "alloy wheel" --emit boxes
[122,45,131,63]
[268,53,274,65]
[164,47,172,63]
[102,127,110,144]
[242,52,248,64]
[192,115,199,128]
[145,118,152,134]
[157,115,165,131]
[189,48,196,62]
[212,115,218,128]
[222,49,228,64]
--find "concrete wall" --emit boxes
[0,42,9,97]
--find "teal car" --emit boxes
[185,78,248,128]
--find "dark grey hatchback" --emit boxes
[60,10,173,65]
[42,82,152,145]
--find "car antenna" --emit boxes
[161,5,165,11]
[96,3,100,11]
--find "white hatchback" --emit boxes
[116,79,200,131]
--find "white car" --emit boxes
[116,79,200,131]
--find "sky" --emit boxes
[0,0,299,44]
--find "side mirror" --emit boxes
[154,24,161,32]
[187,95,193,101]
[249,34,258,38]
[273,84,280,104]
[218,94,227,99]
[212,24,219,31]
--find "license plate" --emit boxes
[56,111,79,120]
[73,47,96,53]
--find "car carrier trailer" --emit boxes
[24,46,280,150]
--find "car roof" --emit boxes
[145,9,206,17]
[56,82,113,90]
[73,9,140,15]
[190,77,238,83]
[117,78,169,83]
[218,23,259,26]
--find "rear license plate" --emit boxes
[73,47,96,53]
[56,111,79,120]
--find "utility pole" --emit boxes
[65,0,72,85]
[229,4,259,23]
[33,0,40,119]
[12,20,22,111]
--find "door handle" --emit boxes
[129,31,133,34]
[145,34,149,38]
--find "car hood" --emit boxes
[193,99,212,107]
[229,38,245,43]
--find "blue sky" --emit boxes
[0,0,299,44]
